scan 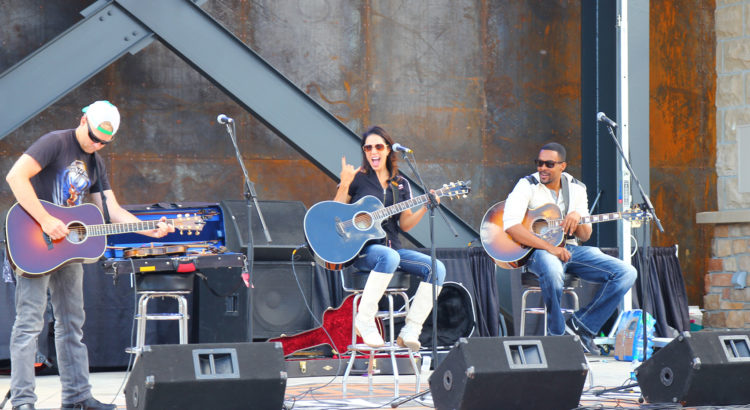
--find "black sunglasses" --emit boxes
[534,159,564,168]
[363,143,387,152]
[87,122,114,145]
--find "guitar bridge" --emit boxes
[334,217,349,238]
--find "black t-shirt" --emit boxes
[347,170,412,249]
[25,129,110,206]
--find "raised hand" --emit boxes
[340,156,361,186]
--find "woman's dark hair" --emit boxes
[360,125,398,179]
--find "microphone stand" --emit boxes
[398,150,458,370]
[222,119,272,339]
[602,121,664,366]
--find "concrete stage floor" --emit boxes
[0,355,683,409]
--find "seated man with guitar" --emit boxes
[503,142,636,353]
[333,125,446,350]
[5,101,173,410]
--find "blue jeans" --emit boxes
[353,244,446,286]
[525,245,637,336]
[10,263,93,406]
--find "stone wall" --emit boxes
[704,224,750,328]
[701,0,750,329]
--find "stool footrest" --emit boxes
[348,342,407,353]
[375,311,407,319]
[137,313,189,320]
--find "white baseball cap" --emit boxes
[82,100,120,136]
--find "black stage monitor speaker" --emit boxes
[251,261,316,339]
[124,342,286,410]
[429,336,587,410]
[636,330,750,406]
[220,199,312,260]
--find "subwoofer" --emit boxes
[636,330,750,406]
[429,336,588,410]
[124,342,286,410]
[251,261,316,339]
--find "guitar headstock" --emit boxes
[438,180,471,200]
[622,206,652,228]
[170,214,206,235]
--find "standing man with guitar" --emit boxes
[5,101,173,410]
[334,125,446,350]
[503,142,636,353]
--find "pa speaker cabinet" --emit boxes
[636,330,750,406]
[251,261,316,339]
[125,342,286,410]
[220,199,312,260]
[429,336,587,410]
[193,266,252,343]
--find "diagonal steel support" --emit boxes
[0,1,153,138]
[0,0,477,247]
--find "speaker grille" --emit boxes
[252,261,315,339]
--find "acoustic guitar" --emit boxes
[304,180,470,270]
[480,201,650,269]
[5,200,205,277]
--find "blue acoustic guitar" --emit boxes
[304,180,470,270]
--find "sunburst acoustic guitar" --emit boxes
[480,201,650,269]
[5,200,205,277]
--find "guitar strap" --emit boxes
[561,175,578,244]
[389,178,398,208]
[561,174,570,216]
[92,155,112,224]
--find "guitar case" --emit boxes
[419,281,476,348]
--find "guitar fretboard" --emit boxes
[370,188,448,221]
[87,220,171,237]
[549,211,625,228]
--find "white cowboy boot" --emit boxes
[398,282,442,351]
[354,271,393,348]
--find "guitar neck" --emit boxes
[87,220,167,237]
[371,191,437,221]
[550,211,624,227]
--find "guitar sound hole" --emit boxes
[353,212,373,230]
[66,222,87,244]
[531,219,550,236]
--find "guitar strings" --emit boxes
[64,217,200,236]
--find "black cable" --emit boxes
[283,244,345,403]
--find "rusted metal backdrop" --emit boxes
[649,1,716,306]
[0,0,715,305]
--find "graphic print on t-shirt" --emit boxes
[53,160,91,206]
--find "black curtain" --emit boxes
[466,247,501,336]
[632,245,690,337]
[417,247,500,338]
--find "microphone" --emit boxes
[217,114,234,124]
[597,112,617,128]
[392,143,413,153]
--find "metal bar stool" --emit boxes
[126,273,194,355]
[519,270,580,336]
[340,269,421,398]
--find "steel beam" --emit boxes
[0,1,152,138]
